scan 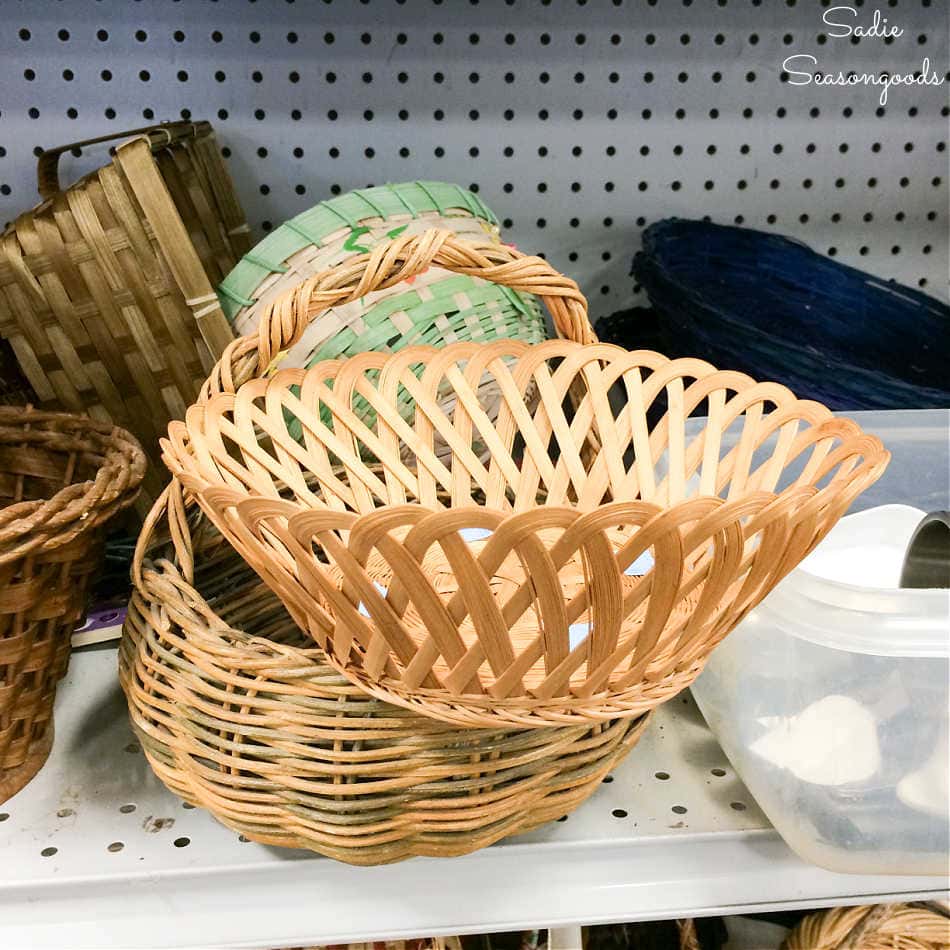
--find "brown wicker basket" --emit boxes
[119,480,649,864]
[0,121,250,510]
[1,407,145,802]
[162,228,888,728]
[783,902,950,950]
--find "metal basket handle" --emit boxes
[37,120,208,199]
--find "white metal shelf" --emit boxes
[1,645,945,950]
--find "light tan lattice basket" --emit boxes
[163,229,888,728]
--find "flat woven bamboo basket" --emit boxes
[783,903,950,950]
[120,480,648,864]
[217,182,549,429]
[0,121,250,509]
[1,407,145,803]
[163,229,888,728]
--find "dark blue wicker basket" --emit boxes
[632,220,949,410]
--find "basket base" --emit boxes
[0,726,54,806]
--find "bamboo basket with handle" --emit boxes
[0,121,250,510]
[162,228,888,728]
[119,479,648,864]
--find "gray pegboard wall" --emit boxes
[0,0,947,325]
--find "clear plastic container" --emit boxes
[692,409,949,875]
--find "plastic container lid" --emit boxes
[756,505,950,658]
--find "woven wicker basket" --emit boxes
[0,121,250,510]
[119,480,648,864]
[632,219,950,410]
[783,903,950,950]
[217,182,548,431]
[162,229,888,728]
[1,407,145,802]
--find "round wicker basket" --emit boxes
[1,407,145,802]
[217,183,546,397]
[783,902,949,950]
[120,481,649,864]
[162,229,888,728]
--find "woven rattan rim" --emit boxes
[162,229,887,727]
[782,903,950,950]
[0,407,146,564]
[218,181,507,321]
[192,229,594,401]
[217,191,546,437]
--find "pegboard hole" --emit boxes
[107,841,124,853]
[119,803,136,814]
[611,809,628,819]
[730,802,747,812]
[173,837,191,848]
[655,771,670,781]
[710,768,727,777]
[672,805,688,815]
[0,813,8,822]
[41,847,57,858]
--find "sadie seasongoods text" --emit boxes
[782,6,946,106]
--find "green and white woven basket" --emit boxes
[217,182,546,377]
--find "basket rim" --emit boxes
[639,218,949,314]
[217,181,499,320]
[0,406,146,562]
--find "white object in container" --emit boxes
[692,502,949,876]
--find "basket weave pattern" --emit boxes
[120,483,647,864]
[218,187,550,437]
[163,230,887,728]
[218,182,544,369]
[0,121,250,507]
[1,407,144,800]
